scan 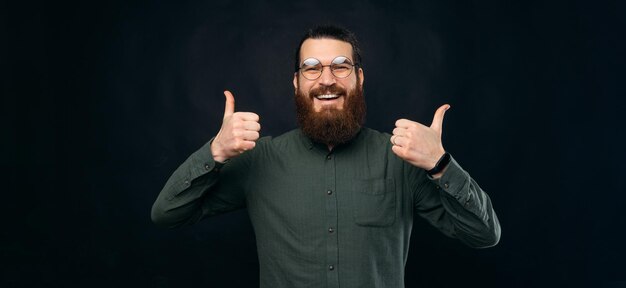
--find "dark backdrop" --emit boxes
[4,0,626,287]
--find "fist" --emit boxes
[210,90,261,163]
[391,104,450,171]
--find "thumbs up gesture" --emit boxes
[210,91,261,163]
[390,104,450,173]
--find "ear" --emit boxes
[358,67,364,87]
[293,72,299,90]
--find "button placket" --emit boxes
[324,151,339,287]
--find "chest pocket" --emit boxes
[351,179,396,227]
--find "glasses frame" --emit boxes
[298,56,358,80]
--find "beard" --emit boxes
[295,82,366,146]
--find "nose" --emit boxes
[317,66,336,86]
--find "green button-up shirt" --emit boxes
[152,127,501,288]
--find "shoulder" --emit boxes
[272,129,301,142]
[359,127,392,146]
[253,129,301,152]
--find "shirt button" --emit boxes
[326,155,332,160]
[444,183,449,189]
[328,227,334,233]
[184,180,190,185]
[204,164,210,170]
[328,265,334,271]
[327,190,333,195]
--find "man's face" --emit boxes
[293,38,364,112]
[293,38,366,146]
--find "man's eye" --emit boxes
[303,66,320,72]
[332,65,351,71]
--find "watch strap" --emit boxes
[427,152,451,176]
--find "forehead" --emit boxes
[300,38,354,64]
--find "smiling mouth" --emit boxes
[315,94,340,100]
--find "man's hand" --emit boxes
[210,90,261,163]
[391,104,450,173]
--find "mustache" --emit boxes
[309,85,346,97]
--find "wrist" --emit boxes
[213,155,230,163]
[427,150,446,170]
[210,139,229,163]
[427,152,451,177]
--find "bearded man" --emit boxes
[151,25,501,288]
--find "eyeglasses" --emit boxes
[298,56,357,80]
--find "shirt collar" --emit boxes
[296,127,365,151]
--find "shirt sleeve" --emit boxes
[150,138,250,228]
[412,155,501,248]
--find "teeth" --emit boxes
[316,94,339,99]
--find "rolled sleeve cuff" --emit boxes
[428,156,468,199]
[191,137,226,177]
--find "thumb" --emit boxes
[223,90,235,118]
[430,104,450,135]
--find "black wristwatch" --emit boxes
[427,152,451,176]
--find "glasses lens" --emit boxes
[301,58,322,80]
[331,56,353,78]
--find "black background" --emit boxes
[4,0,626,287]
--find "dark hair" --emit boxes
[294,25,362,72]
